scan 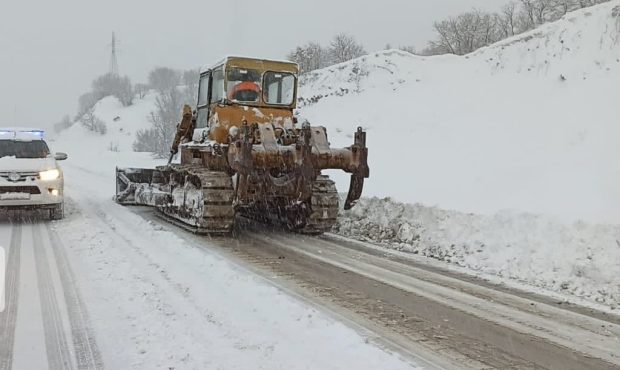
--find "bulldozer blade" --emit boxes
[115,167,169,206]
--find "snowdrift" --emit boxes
[300,1,620,225]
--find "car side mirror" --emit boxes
[54,152,68,161]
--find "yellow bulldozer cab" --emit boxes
[198,57,298,109]
[196,56,300,142]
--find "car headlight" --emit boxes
[39,169,60,181]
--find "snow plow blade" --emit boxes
[114,167,170,206]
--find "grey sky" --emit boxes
[0,0,501,126]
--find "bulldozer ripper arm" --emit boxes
[344,127,369,210]
[226,124,369,206]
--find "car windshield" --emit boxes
[0,140,51,159]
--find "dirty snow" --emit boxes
[335,196,620,310]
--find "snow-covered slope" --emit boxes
[52,93,166,193]
[300,1,620,225]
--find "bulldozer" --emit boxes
[115,56,369,234]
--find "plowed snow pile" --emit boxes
[299,2,620,309]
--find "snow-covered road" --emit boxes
[0,163,420,369]
[1,162,618,370]
[0,219,103,370]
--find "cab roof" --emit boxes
[200,56,298,75]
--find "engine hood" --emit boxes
[0,156,58,172]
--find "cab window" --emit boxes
[263,72,295,106]
[197,73,210,107]
[226,68,261,103]
[210,67,225,103]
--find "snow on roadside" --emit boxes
[334,196,620,310]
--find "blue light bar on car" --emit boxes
[0,128,45,140]
[23,130,44,138]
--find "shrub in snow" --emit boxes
[108,141,119,152]
[134,83,150,100]
[80,109,107,135]
[133,127,161,153]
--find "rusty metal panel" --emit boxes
[310,126,331,155]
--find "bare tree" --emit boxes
[79,108,107,134]
[114,76,134,106]
[133,88,182,157]
[426,10,503,55]
[76,92,99,120]
[148,67,180,94]
[182,69,200,104]
[423,0,610,56]
[498,2,519,37]
[134,66,200,157]
[328,33,366,64]
[91,73,134,106]
[287,42,329,73]
[134,83,150,99]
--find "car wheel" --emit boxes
[50,203,64,220]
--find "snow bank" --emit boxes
[335,196,620,310]
[300,1,620,225]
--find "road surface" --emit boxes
[0,162,618,369]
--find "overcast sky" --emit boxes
[0,0,502,127]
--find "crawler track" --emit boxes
[158,165,235,234]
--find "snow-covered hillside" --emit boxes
[51,93,166,195]
[300,1,620,225]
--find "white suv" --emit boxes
[0,128,67,220]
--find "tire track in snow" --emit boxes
[32,223,75,370]
[0,223,21,370]
[46,224,104,370]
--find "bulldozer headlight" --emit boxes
[39,169,60,181]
